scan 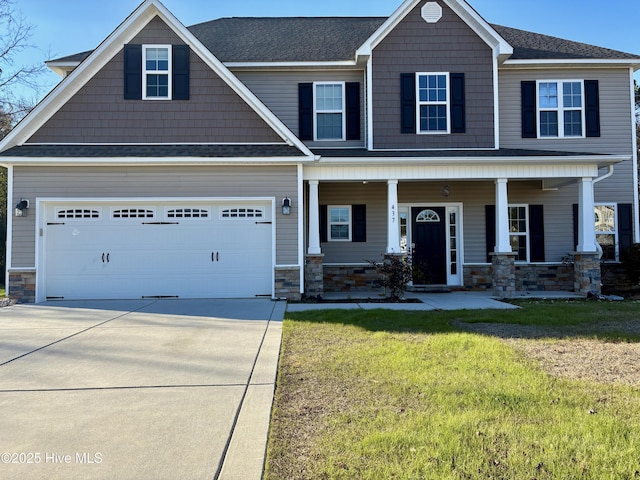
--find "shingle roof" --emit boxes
[189,17,384,62]
[49,16,639,65]
[491,24,640,61]
[0,144,306,158]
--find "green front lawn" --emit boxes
[265,302,640,479]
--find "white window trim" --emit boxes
[143,44,172,101]
[595,203,619,261]
[536,79,585,139]
[416,72,451,135]
[509,204,530,263]
[313,81,346,141]
[328,205,352,242]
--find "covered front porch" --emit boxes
[302,149,626,298]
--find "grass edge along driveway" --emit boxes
[264,301,640,480]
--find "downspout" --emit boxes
[592,164,614,185]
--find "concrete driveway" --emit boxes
[0,299,285,480]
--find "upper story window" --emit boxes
[124,44,190,101]
[522,79,599,139]
[417,73,450,134]
[314,82,345,141]
[400,72,464,135]
[143,45,172,100]
[538,80,584,138]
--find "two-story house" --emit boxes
[1,0,638,303]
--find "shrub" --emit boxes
[621,243,640,284]
[369,254,413,301]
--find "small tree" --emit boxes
[370,254,413,301]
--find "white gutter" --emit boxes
[592,164,615,184]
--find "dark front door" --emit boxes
[411,207,447,285]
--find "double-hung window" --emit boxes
[143,45,172,100]
[417,73,450,134]
[314,82,345,141]
[538,80,584,138]
[509,205,529,262]
[595,204,618,261]
[328,206,351,241]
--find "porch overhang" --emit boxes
[304,149,627,181]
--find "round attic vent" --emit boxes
[422,2,443,23]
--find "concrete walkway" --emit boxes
[0,299,285,480]
[287,290,522,312]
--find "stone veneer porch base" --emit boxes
[8,270,36,304]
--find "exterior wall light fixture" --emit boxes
[282,197,291,215]
[15,199,29,217]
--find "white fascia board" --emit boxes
[356,0,512,59]
[502,59,640,70]
[0,157,314,167]
[0,0,315,160]
[225,61,358,69]
[311,154,627,167]
[45,61,81,77]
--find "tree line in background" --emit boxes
[0,0,49,275]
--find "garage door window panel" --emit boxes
[57,208,101,220]
[221,208,264,219]
[112,208,155,219]
[166,208,209,219]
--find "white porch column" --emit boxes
[577,177,598,253]
[494,178,511,253]
[307,180,321,255]
[387,180,401,254]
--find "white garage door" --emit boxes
[43,200,273,300]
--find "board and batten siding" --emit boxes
[498,68,635,204]
[27,17,282,145]
[11,165,299,267]
[371,0,495,150]
[317,179,597,266]
[234,70,366,149]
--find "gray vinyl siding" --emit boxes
[499,68,636,204]
[234,70,366,148]
[11,165,299,267]
[317,179,606,266]
[27,17,282,144]
[371,1,495,149]
[318,182,387,264]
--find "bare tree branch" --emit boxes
[0,0,47,124]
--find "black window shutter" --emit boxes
[529,205,545,262]
[172,45,190,100]
[319,205,328,243]
[352,205,367,243]
[400,73,416,134]
[572,204,579,251]
[521,81,537,138]
[345,82,361,141]
[585,80,601,138]
[123,44,142,100]
[299,83,314,141]
[485,205,496,262]
[618,203,633,255]
[450,73,466,133]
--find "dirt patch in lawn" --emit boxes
[457,320,640,387]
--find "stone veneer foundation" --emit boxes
[573,253,602,295]
[274,267,302,301]
[8,270,36,303]
[304,255,325,298]
[490,253,517,298]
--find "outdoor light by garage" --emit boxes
[15,199,29,217]
[282,197,291,215]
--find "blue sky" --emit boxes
[12,0,640,100]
